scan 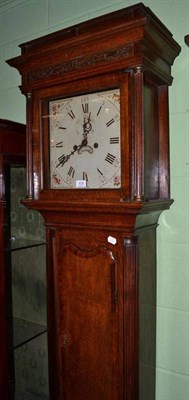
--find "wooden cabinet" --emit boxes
[0,120,48,399]
[7,3,181,400]
[0,119,26,399]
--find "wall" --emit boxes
[0,0,188,399]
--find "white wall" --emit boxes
[0,1,188,399]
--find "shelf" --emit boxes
[6,238,46,252]
[13,318,47,350]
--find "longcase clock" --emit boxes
[7,3,181,400]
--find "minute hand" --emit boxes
[56,139,88,168]
[83,113,92,138]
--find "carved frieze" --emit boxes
[28,44,133,83]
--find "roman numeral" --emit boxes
[68,109,75,119]
[68,166,75,178]
[97,105,102,116]
[83,171,88,182]
[56,141,63,148]
[56,154,69,167]
[105,153,116,165]
[97,168,103,176]
[110,137,119,144]
[106,118,115,127]
[59,126,66,130]
[82,102,89,113]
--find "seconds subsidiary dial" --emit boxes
[49,88,121,189]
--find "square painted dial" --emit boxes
[49,88,121,189]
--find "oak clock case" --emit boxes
[7,3,181,400]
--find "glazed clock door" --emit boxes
[49,88,121,189]
[53,231,119,400]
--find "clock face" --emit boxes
[49,88,121,189]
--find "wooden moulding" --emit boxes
[7,3,181,92]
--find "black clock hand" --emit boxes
[57,114,94,167]
[76,113,94,155]
[83,112,92,138]
[56,138,89,168]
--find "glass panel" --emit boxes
[47,89,121,189]
[10,167,49,399]
[13,318,47,349]
[6,239,46,252]
[14,332,49,400]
